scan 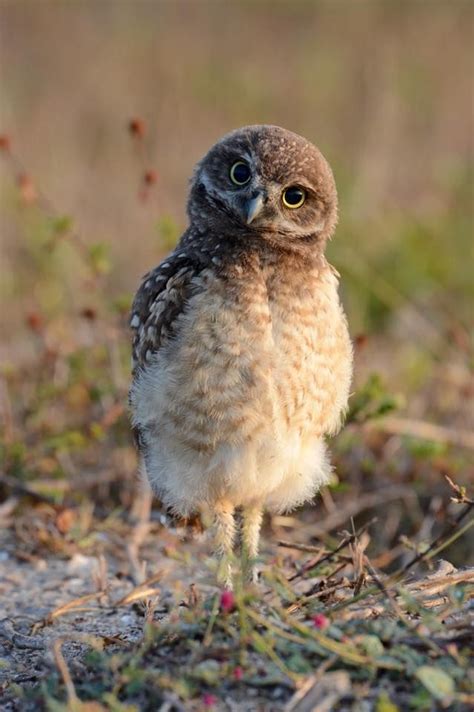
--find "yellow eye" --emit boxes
[230,161,251,185]
[282,186,306,209]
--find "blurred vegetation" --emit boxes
[1,1,472,413]
[0,1,473,710]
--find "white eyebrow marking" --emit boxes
[237,151,253,164]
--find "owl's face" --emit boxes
[189,125,338,252]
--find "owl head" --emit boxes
[188,125,338,253]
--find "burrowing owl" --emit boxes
[130,125,352,587]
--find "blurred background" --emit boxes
[0,1,473,564]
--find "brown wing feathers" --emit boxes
[130,258,198,372]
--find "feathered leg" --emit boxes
[242,505,263,584]
[214,500,236,589]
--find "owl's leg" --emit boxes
[214,500,236,590]
[242,505,263,584]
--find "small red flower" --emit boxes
[219,589,235,614]
[312,613,329,630]
[25,311,44,334]
[233,666,243,680]
[0,134,11,152]
[143,169,158,186]
[354,333,368,350]
[128,117,145,138]
[202,693,217,707]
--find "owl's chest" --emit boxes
[157,264,350,445]
[265,267,351,434]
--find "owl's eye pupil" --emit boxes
[282,186,306,209]
[230,161,251,186]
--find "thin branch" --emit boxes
[397,503,474,577]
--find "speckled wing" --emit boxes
[129,252,203,452]
[129,253,204,373]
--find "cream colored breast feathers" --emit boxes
[130,259,351,516]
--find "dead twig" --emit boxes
[52,639,78,705]
[406,567,474,595]
[286,581,344,614]
[287,535,355,583]
[288,518,376,583]
[46,592,105,622]
[278,540,325,554]
[445,474,474,505]
[284,656,339,712]
[397,503,474,577]
[113,571,162,606]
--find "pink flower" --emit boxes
[312,613,330,630]
[220,589,235,613]
[203,693,217,707]
[128,117,145,138]
[233,666,243,680]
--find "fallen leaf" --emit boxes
[415,665,455,702]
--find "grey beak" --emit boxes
[245,192,264,224]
